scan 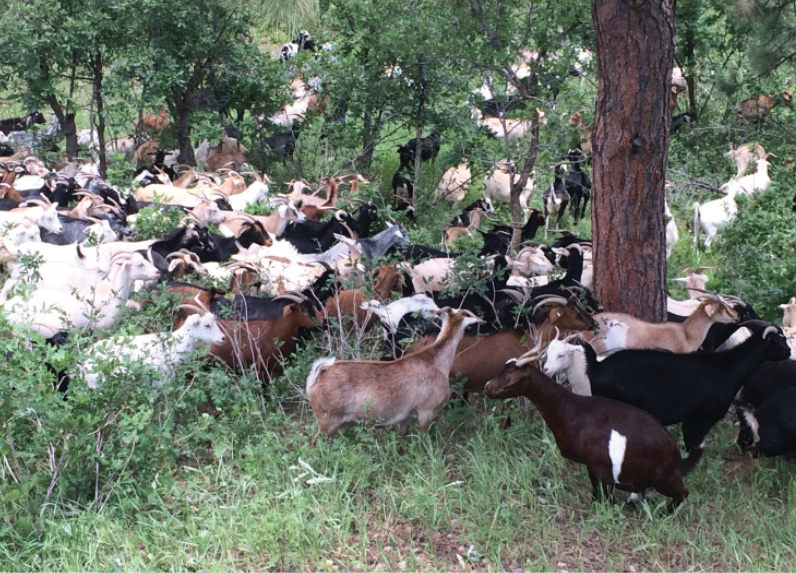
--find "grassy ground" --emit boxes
[1,399,794,571]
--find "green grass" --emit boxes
[1,399,794,571]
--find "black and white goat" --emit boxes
[543,163,569,231]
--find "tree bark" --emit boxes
[46,95,78,158]
[509,120,541,250]
[91,52,108,179]
[592,0,674,321]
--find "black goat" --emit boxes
[735,360,796,455]
[671,112,695,134]
[0,112,46,135]
[542,163,569,230]
[450,197,495,227]
[263,126,300,164]
[565,149,591,222]
[530,244,601,313]
[391,169,414,210]
[480,209,546,256]
[397,131,441,170]
[294,30,316,52]
[582,322,791,466]
[278,211,356,254]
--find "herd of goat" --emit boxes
[1,31,795,510]
[1,126,795,512]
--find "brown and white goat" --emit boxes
[484,353,695,510]
[306,308,484,439]
[584,297,739,354]
[323,265,402,326]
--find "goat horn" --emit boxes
[498,288,526,303]
[184,211,206,227]
[531,296,569,313]
[274,292,307,304]
[694,266,715,273]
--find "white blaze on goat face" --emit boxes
[608,429,627,484]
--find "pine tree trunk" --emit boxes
[592,0,674,321]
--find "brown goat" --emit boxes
[737,90,792,122]
[484,357,695,510]
[323,265,402,325]
[306,308,484,439]
[404,299,596,393]
[138,111,169,135]
[195,303,321,381]
[0,183,23,202]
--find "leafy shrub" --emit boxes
[131,206,185,241]
[712,184,796,321]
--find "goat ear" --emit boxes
[704,302,716,317]
[282,304,296,317]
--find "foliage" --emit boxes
[131,206,186,241]
[712,186,796,321]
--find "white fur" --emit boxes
[608,429,627,484]
[306,357,337,391]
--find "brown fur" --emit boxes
[737,91,792,122]
[405,302,596,393]
[190,303,320,381]
[136,140,160,165]
[484,362,692,510]
[442,208,486,245]
[0,183,22,202]
[323,265,401,325]
[138,111,169,134]
[306,309,481,437]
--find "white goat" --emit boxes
[665,200,678,258]
[229,181,270,211]
[3,252,160,337]
[1,201,63,235]
[694,187,737,249]
[723,158,771,197]
[78,309,225,388]
[359,294,441,334]
[542,336,592,396]
[483,161,534,211]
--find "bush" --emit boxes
[712,184,796,321]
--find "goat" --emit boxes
[435,161,472,201]
[737,90,792,122]
[584,297,739,355]
[735,360,796,455]
[391,168,414,210]
[2,199,64,235]
[565,149,591,223]
[485,354,694,510]
[79,302,225,388]
[780,297,796,328]
[483,160,535,210]
[725,142,766,178]
[178,294,321,381]
[543,323,792,466]
[306,308,484,439]
[737,388,796,458]
[397,132,441,170]
[543,163,569,231]
[442,208,487,246]
[137,111,169,135]
[665,199,678,259]
[727,158,771,197]
[4,251,161,338]
[481,208,546,256]
[324,265,401,326]
[405,296,596,394]
[693,186,737,249]
[0,112,46,136]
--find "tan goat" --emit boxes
[306,308,484,440]
[583,298,739,355]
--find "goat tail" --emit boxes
[693,202,701,245]
[306,356,336,393]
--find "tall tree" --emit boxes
[591,0,675,321]
[0,0,87,156]
[139,0,279,165]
